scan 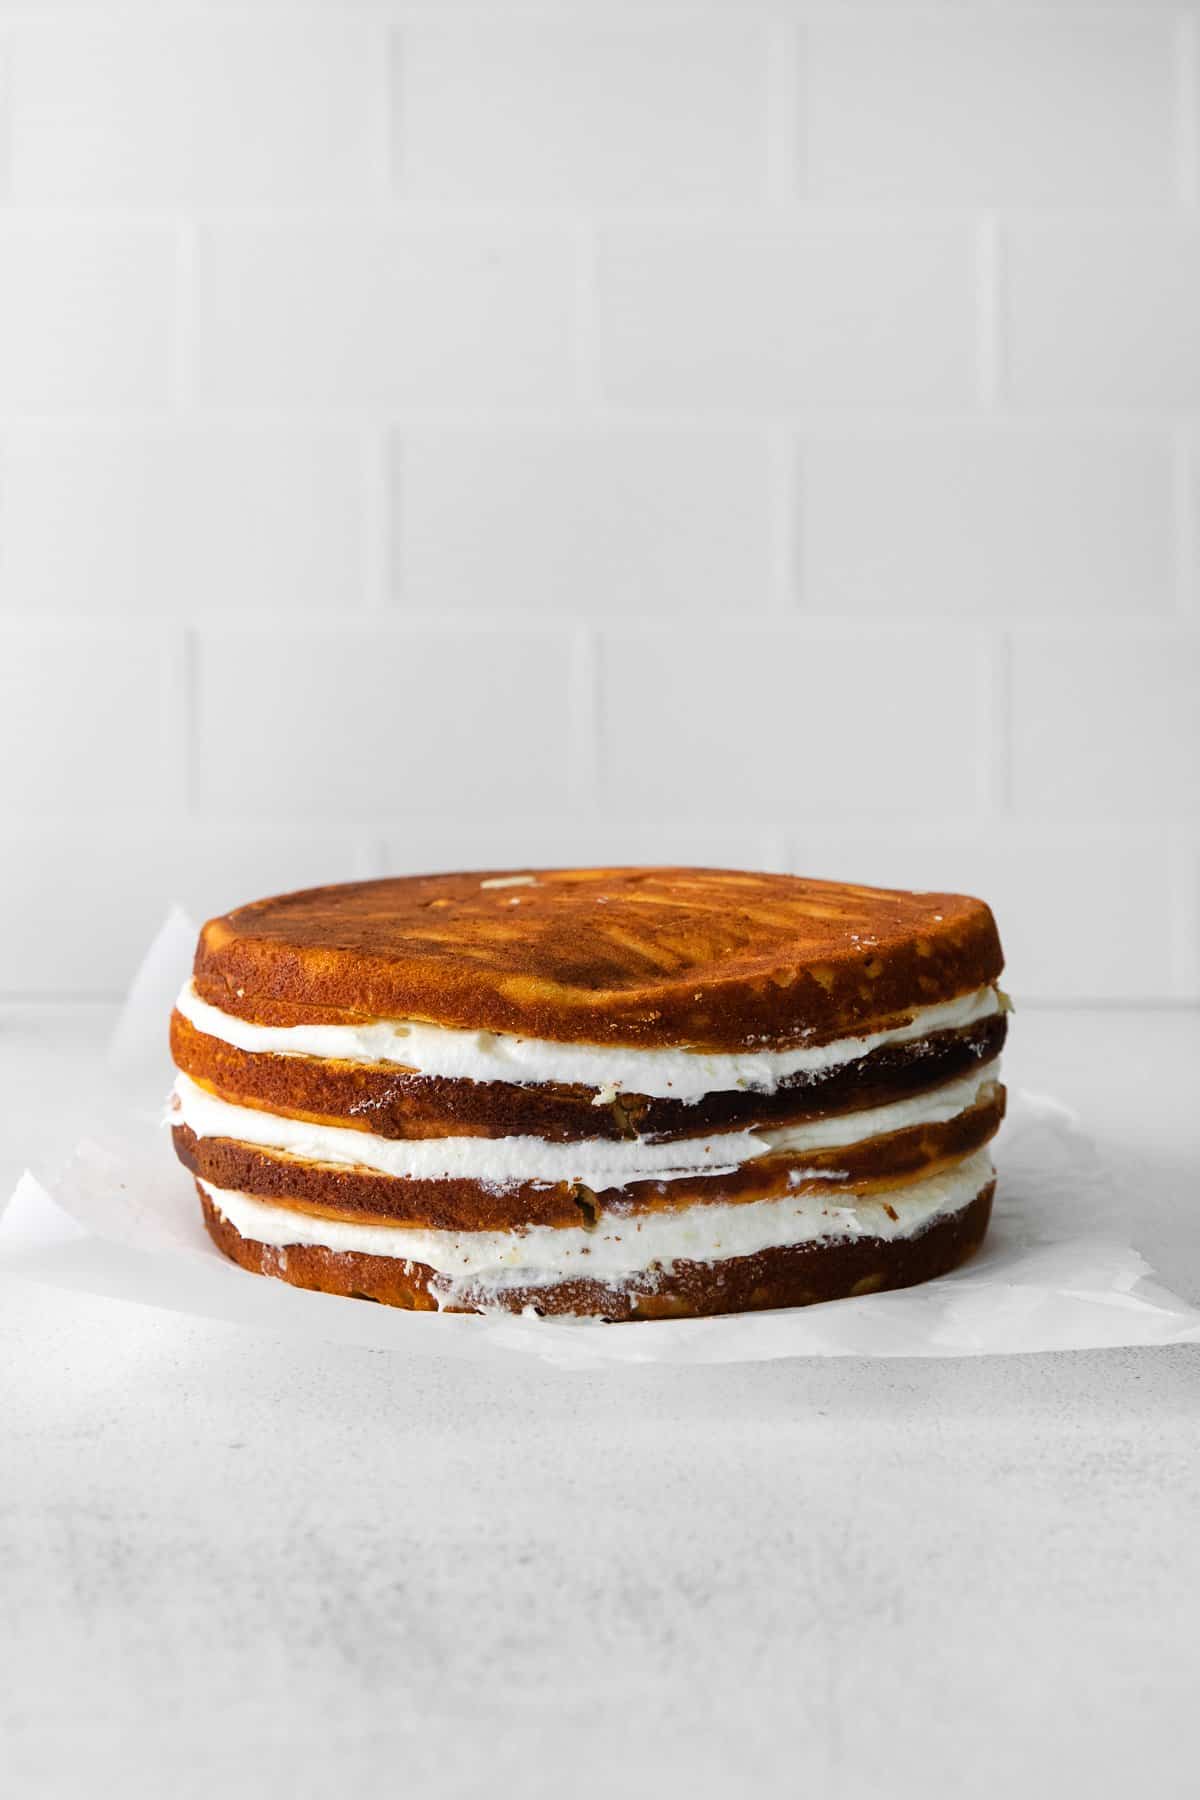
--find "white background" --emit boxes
[1,0,1197,1005]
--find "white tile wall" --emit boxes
[784,830,1185,1004]
[394,430,773,615]
[191,224,577,410]
[0,625,178,820]
[0,1,1195,1004]
[0,225,176,412]
[0,429,368,614]
[799,430,1175,617]
[1005,223,1200,409]
[802,15,1176,205]
[1010,628,1200,817]
[0,829,372,998]
[597,623,988,817]
[192,623,577,819]
[7,22,379,206]
[596,227,977,411]
[395,19,771,205]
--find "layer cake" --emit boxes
[168,867,1007,1320]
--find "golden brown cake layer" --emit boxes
[199,1179,995,1319]
[172,1087,1004,1231]
[192,868,1003,1051]
[170,1008,1006,1144]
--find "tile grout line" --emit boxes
[768,426,798,613]
[169,625,196,824]
[364,427,391,612]
[2,403,1189,434]
[0,30,11,208]
[765,11,801,210]
[1172,423,1197,618]
[1166,823,1200,998]
[357,833,388,881]
[569,625,600,812]
[573,221,602,418]
[984,628,1012,816]
[375,16,399,208]
[760,825,790,873]
[975,212,1002,411]
[779,832,803,877]
[1176,8,1199,210]
[171,217,197,418]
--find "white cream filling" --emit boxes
[171,1062,1000,1192]
[199,1147,994,1293]
[175,978,1000,1105]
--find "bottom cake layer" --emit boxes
[197,1176,995,1322]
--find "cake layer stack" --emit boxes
[169,868,1007,1320]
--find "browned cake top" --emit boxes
[192,867,1003,1051]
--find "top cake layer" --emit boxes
[192,867,1003,1052]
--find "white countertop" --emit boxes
[2,1004,1198,1800]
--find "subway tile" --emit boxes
[596,227,975,412]
[8,21,375,204]
[0,830,366,996]
[1006,224,1200,409]
[395,430,771,615]
[1011,628,1200,815]
[800,430,1173,617]
[597,625,985,815]
[396,18,768,205]
[0,225,175,414]
[194,624,574,817]
[192,225,576,411]
[0,626,174,818]
[804,15,1174,205]
[0,429,368,615]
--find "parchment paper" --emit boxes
[2,910,1197,1368]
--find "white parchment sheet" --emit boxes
[3,910,1198,1369]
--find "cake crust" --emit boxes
[192,868,1003,1052]
[199,1180,995,1319]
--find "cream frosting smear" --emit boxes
[174,979,1001,1105]
[198,1148,995,1294]
[171,1063,1000,1190]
